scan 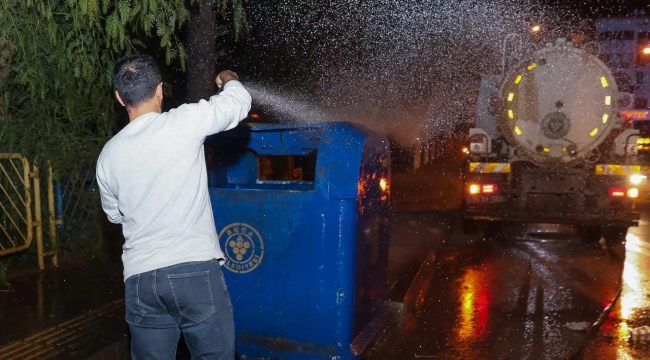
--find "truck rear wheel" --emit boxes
[582,226,628,244]
[602,226,628,245]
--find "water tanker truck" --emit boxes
[464,38,642,242]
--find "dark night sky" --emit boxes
[144,0,650,138]
[220,0,650,81]
[204,0,650,135]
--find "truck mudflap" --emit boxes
[464,209,640,227]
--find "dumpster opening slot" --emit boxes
[258,152,317,183]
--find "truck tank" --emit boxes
[497,39,620,166]
[465,39,640,238]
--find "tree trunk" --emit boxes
[186,0,218,103]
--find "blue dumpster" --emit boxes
[206,122,391,359]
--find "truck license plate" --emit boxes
[467,196,504,204]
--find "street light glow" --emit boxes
[531,24,541,33]
[643,46,650,55]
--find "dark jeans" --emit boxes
[125,259,234,360]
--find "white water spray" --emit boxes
[246,83,339,123]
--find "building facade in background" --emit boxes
[596,15,650,122]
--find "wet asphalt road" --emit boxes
[4,210,650,360]
[584,214,650,360]
[369,214,641,360]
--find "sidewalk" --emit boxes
[0,256,124,341]
[0,218,127,359]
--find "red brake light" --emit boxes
[609,188,626,197]
[609,187,632,198]
[468,183,498,195]
[482,184,497,194]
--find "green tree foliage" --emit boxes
[0,0,246,176]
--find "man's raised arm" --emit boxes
[174,70,252,138]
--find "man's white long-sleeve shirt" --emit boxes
[97,81,251,281]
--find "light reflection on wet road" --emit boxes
[584,215,650,359]
[369,215,631,360]
[3,211,650,359]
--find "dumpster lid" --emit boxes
[208,122,389,199]
[242,123,325,132]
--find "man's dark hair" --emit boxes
[112,55,161,108]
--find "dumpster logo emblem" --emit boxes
[219,223,264,274]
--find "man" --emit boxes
[97,54,251,359]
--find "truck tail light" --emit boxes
[482,184,497,194]
[609,188,626,197]
[628,188,639,198]
[468,183,498,195]
[609,187,638,198]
